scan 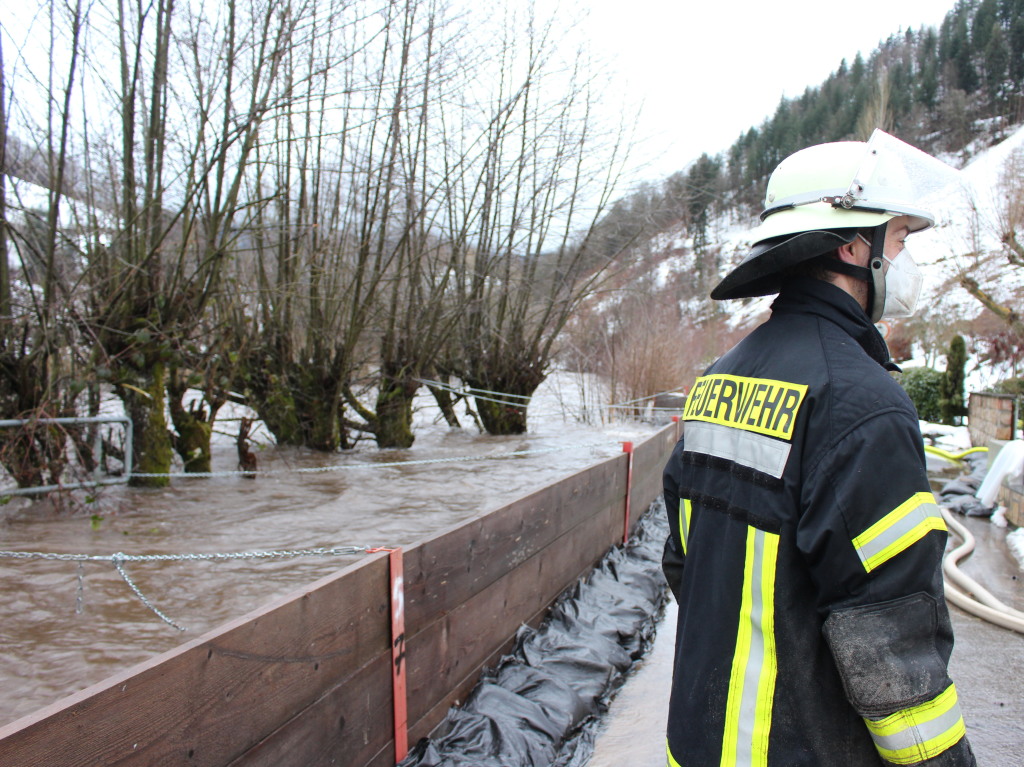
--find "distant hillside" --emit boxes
[589,0,1024,266]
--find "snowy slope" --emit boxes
[647,126,1024,363]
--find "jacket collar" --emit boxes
[770,278,897,371]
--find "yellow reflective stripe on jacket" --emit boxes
[852,492,946,573]
[863,684,966,764]
[683,374,808,441]
[679,498,692,555]
[667,740,682,767]
[720,527,779,767]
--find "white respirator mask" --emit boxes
[859,234,923,320]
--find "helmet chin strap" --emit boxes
[867,223,888,323]
[820,223,888,322]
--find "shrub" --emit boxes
[898,367,944,423]
[990,377,1024,396]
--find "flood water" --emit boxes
[0,377,659,727]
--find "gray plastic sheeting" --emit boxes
[938,452,994,517]
[397,499,671,767]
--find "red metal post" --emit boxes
[388,548,408,763]
[622,441,634,544]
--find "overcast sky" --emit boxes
[576,0,961,184]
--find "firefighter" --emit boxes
[663,130,976,766]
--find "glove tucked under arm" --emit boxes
[823,594,975,766]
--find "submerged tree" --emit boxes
[0,1,89,488]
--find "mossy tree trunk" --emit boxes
[240,340,347,451]
[119,360,172,487]
[466,360,546,436]
[167,366,222,474]
[370,362,419,449]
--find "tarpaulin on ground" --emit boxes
[397,499,670,767]
[938,451,994,517]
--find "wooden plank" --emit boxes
[629,424,677,526]
[402,455,627,629]
[227,652,393,767]
[0,553,393,767]
[239,471,629,765]
[405,597,553,748]
[403,495,625,735]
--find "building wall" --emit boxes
[968,392,1017,447]
[970,392,1024,526]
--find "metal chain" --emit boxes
[112,553,188,631]
[75,561,85,615]
[0,545,376,632]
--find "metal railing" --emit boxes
[0,415,132,497]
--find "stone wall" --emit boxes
[970,392,1024,526]
[968,392,1017,446]
[997,481,1024,527]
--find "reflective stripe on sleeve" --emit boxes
[683,421,792,479]
[679,498,692,555]
[852,492,946,573]
[720,527,779,767]
[667,740,682,767]
[863,684,966,765]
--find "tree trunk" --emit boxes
[167,367,215,474]
[474,394,529,435]
[468,368,545,436]
[301,388,342,451]
[121,362,172,487]
[251,374,303,448]
[245,359,346,452]
[426,380,461,428]
[374,374,418,448]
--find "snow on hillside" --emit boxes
[917,125,1024,308]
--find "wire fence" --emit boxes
[0,545,377,631]
[0,385,690,495]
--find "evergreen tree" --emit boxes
[940,335,968,425]
[1009,16,1024,85]
[984,23,1010,108]
[973,0,999,52]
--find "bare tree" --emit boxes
[439,4,629,434]
[957,146,1024,335]
[0,0,89,488]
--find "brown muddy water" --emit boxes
[0,383,660,727]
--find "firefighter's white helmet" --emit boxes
[712,130,958,301]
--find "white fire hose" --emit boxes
[941,507,1024,634]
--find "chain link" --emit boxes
[112,554,188,631]
[0,545,376,632]
[0,546,371,563]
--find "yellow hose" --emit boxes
[924,444,988,464]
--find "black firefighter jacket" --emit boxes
[662,278,975,766]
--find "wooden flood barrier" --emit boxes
[0,422,679,767]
